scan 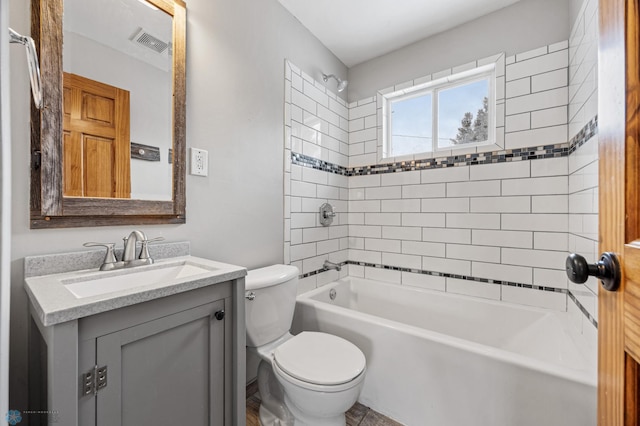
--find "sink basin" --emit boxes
[62,260,215,299]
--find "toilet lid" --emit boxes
[273,332,366,386]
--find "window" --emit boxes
[384,64,495,158]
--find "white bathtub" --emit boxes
[292,277,596,426]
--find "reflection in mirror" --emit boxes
[30,0,186,228]
[62,0,173,200]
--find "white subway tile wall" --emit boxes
[346,157,568,306]
[569,0,598,140]
[284,61,350,292]
[567,0,599,335]
[356,54,507,166]
[284,28,598,330]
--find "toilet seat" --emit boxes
[273,331,366,386]
[272,360,366,394]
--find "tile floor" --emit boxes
[246,381,403,425]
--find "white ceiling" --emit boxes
[278,0,523,67]
[64,0,172,71]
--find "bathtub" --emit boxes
[292,277,596,426]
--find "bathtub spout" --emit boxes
[323,260,341,272]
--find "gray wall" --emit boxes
[8,0,346,410]
[1,0,12,415]
[570,0,586,27]
[347,0,570,101]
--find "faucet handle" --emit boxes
[145,237,165,244]
[83,242,118,270]
[139,237,165,260]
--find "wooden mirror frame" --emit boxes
[30,0,186,228]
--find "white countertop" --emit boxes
[25,255,247,326]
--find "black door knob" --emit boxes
[565,252,621,291]
[214,310,225,321]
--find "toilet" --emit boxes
[245,264,366,426]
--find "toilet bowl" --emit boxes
[245,265,366,425]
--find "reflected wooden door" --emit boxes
[62,72,131,198]
[599,0,640,424]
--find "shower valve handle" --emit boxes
[565,252,620,291]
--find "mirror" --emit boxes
[63,0,173,200]
[30,0,186,228]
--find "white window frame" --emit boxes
[383,63,497,159]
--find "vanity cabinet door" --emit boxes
[94,299,226,426]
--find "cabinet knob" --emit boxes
[565,252,621,291]
[214,310,225,321]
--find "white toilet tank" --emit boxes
[245,265,299,347]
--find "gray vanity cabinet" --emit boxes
[30,280,244,426]
[95,301,227,425]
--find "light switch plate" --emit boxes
[190,148,208,176]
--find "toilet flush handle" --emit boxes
[245,291,256,301]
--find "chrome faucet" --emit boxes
[83,230,164,271]
[323,260,342,272]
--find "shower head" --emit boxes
[322,73,348,93]
[337,79,348,92]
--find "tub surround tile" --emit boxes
[472,230,533,249]
[469,160,530,181]
[445,213,501,230]
[469,196,531,213]
[501,285,567,311]
[298,261,569,303]
[364,266,401,284]
[401,241,446,258]
[382,225,422,241]
[446,277,501,300]
[421,198,470,213]
[285,42,598,324]
[401,213,446,228]
[506,50,568,82]
[366,238,401,253]
[567,0,599,335]
[422,256,471,276]
[446,243,501,263]
[402,183,446,199]
[531,195,569,213]
[568,291,598,328]
[531,106,570,132]
[471,262,532,284]
[401,271,446,291]
[422,227,471,244]
[297,275,317,295]
[292,144,569,178]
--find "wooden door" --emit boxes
[599,0,640,424]
[95,300,226,426]
[63,73,131,198]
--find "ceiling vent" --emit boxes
[130,27,169,54]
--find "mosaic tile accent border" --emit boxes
[291,153,346,176]
[568,115,598,154]
[292,117,598,177]
[292,143,569,177]
[568,291,598,328]
[300,261,564,292]
[299,261,597,328]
